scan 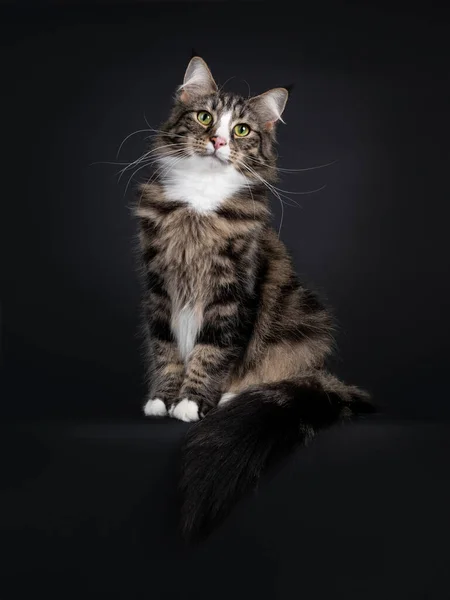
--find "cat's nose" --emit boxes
[210,136,227,150]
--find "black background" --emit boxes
[2,0,449,421]
[1,2,450,599]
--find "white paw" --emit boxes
[169,398,199,422]
[219,392,236,406]
[143,398,167,417]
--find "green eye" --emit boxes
[234,123,250,137]
[197,111,213,125]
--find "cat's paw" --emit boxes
[143,398,168,417]
[168,398,200,422]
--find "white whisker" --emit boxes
[241,78,252,99]
[236,159,288,236]
[117,142,189,181]
[89,160,138,167]
[218,75,236,94]
[116,128,153,159]
[246,154,337,174]
[141,126,191,142]
[241,159,327,199]
[123,149,188,198]
[133,152,189,211]
[236,164,257,221]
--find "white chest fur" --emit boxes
[158,155,249,213]
[159,154,249,360]
[171,303,202,363]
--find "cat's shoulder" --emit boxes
[134,181,184,221]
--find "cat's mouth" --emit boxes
[202,149,230,165]
[210,153,228,164]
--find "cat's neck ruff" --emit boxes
[158,155,250,214]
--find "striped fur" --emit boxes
[136,57,373,540]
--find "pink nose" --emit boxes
[210,136,227,150]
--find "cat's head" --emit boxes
[155,56,289,182]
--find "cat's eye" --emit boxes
[234,124,250,137]
[197,111,213,126]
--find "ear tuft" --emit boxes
[282,83,295,95]
[179,56,217,102]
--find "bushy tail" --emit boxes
[179,372,375,541]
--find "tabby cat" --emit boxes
[136,56,374,541]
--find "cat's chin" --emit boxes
[201,153,230,169]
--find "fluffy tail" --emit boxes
[179,371,375,541]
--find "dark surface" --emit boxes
[1,2,450,598]
[1,416,450,599]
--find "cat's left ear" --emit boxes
[249,88,289,130]
[178,56,218,102]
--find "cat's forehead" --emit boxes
[198,92,255,120]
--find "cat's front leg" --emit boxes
[168,343,237,422]
[141,262,185,416]
[169,296,247,422]
[143,338,185,418]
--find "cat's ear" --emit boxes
[249,88,289,130]
[178,56,218,102]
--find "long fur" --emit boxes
[179,375,375,542]
[134,56,375,542]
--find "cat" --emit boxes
[135,55,374,541]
